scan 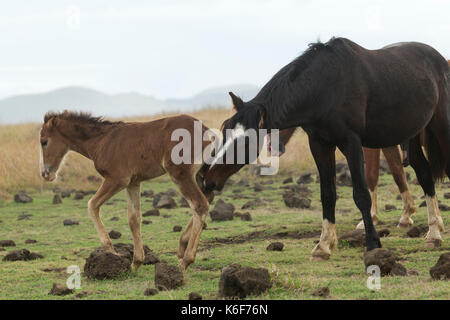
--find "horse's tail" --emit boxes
[424,126,447,182]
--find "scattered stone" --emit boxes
[155,195,177,209]
[385,204,396,211]
[311,286,330,298]
[2,249,43,261]
[266,242,284,251]
[110,216,119,221]
[297,173,314,184]
[337,170,352,187]
[280,184,311,195]
[438,203,450,211]
[14,191,33,203]
[241,198,264,209]
[179,197,190,208]
[52,194,62,205]
[0,240,16,247]
[364,248,396,276]
[154,262,184,290]
[444,193,450,199]
[110,243,159,265]
[237,179,250,187]
[61,190,72,198]
[407,269,419,276]
[218,263,272,298]
[144,288,159,296]
[235,212,252,221]
[253,183,264,192]
[73,191,85,200]
[49,283,74,296]
[75,291,91,299]
[282,177,293,184]
[63,219,79,226]
[109,230,122,239]
[173,225,182,232]
[188,292,203,300]
[283,192,311,209]
[143,209,160,217]
[419,201,426,207]
[25,239,37,244]
[87,175,102,183]
[84,249,131,279]
[390,263,407,276]
[377,229,390,237]
[142,220,152,225]
[430,252,450,280]
[141,190,154,197]
[17,214,32,220]
[339,229,366,247]
[210,199,235,221]
[406,224,428,238]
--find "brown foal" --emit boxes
[40,111,214,271]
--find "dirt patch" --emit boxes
[25,239,37,244]
[173,225,182,232]
[84,249,131,279]
[109,230,122,239]
[430,252,450,280]
[48,283,73,296]
[17,214,32,221]
[406,224,428,238]
[14,191,33,203]
[155,195,177,209]
[241,198,265,209]
[218,263,272,298]
[63,219,79,226]
[144,288,159,296]
[0,240,16,247]
[143,209,160,216]
[52,194,62,205]
[364,248,398,276]
[297,173,314,184]
[188,292,202,300]
[311,286,330,297]
[210,199,235,221]
[283,192,311,209]
[234,212,252,221]
[154,262,184,291]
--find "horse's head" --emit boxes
[39,113,69,181]
[203,92,281,191]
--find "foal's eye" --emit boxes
[41,141,48,147]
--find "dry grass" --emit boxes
[0,107,313,199]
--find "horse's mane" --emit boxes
[44,111,122,126]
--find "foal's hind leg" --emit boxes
[167,165,209,270]
[356,148,380,229]
[408,136,444,248]
[88,179,126,254]
[309,136,338,261]
[382,146,417,227]
[126,183,145,272]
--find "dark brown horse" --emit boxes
[40,111,214,270]
[269,127,417,229]
[204,38,449,261]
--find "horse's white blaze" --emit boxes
[210,123,246,168]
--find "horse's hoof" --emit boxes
[310,253,330,262]
[425,239,442,248]
[131,261,142,273]
[355,221,365,230]
[397,216,414,228]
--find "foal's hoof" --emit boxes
[397,216,414,228]
[310,253,330,262]
[425,239,442,249]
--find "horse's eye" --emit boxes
[41,141,48,147]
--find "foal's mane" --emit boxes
[44,111,122,126]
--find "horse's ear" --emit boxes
[229,92,244,112]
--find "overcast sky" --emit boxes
[1,0,450,100]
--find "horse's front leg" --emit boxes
[340,134,381,251]
[309,136,338,261]
[88,179,126,254]
[126,183,145,272]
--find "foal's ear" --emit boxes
[229,92,244,112]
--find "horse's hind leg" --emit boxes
[356,148,380,229]
[88,179,126,254]
[309,136,338,261]
[126,183,145,272]
[408,136,444,248]
[382,146,417,227]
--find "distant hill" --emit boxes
[0,84,260,124]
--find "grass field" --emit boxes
[1,163,449,300]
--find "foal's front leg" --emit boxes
[126,183,145,272]
[309,136,338,261]
[88,179,126,254]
